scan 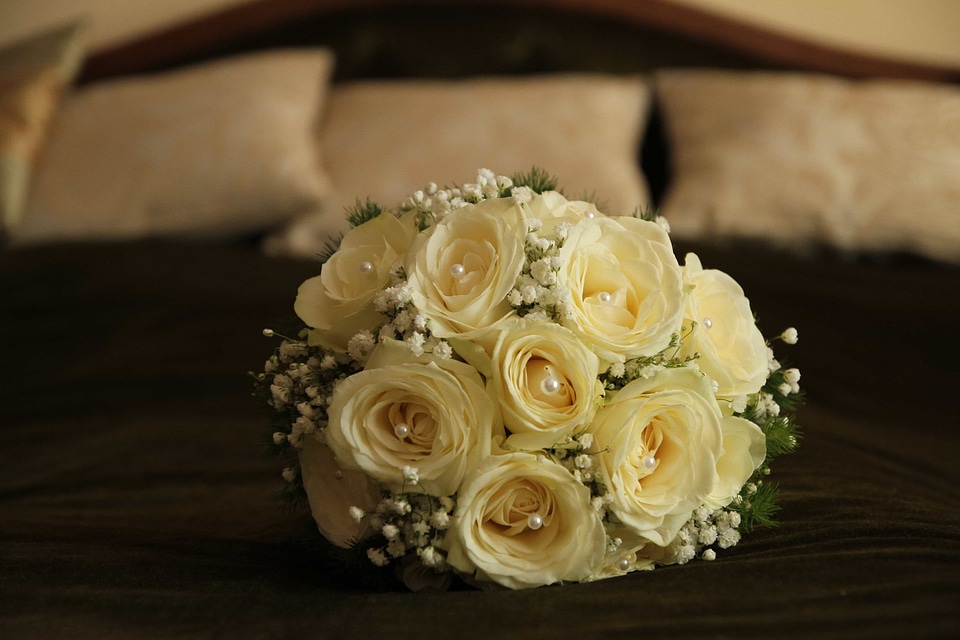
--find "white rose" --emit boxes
[325,340,501,496]
[295,212,418,351]
[525,191,603,222]
[589,368,723,546]
[558,216,684,362]
[679,253,768,397]
[704,416,766,509]
[298,434,380,548]
[490,321,603,450]
[586,526,666,581]
[405,197,526,346]
[446,452,606,589]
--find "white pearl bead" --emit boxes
[642,454,657,470]
[527,514,543,530]
[334,469,343,480]
[394,423,410,439]
[359,261,374,274]
[450,263,466,278]
[616,556,631,572]
[702,317,713,329]
[585,211,596,219]
[598,291,612,304]
[540,375,561,395]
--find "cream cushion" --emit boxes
[267,74,650,257]
[657,70,960,262]
[0,21,86,233]
[15,48,334,243]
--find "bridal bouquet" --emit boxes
[254,169,802,590]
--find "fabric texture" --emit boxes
[1,240,957,639]
[656,70,960,262]
[265,75,650,256]
[14,48,335,243]
[0,21,86,232]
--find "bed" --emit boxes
[2,1,959,638]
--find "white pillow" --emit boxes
[15,48,335,243]
[267,74,650,257]
[657,69,960,262]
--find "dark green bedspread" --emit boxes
[2,240,958,639]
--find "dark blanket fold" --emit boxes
[1,240,958,639]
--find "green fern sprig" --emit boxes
[632,205,661,223]
[316,233,344,264]
[345,198,385,228]
[732,482,782,533]
[762,415,802,458]
[511,166,560,194]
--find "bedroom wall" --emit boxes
[669,0,960,68]
[0,0,959,69]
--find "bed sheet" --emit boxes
[1,240,958,639]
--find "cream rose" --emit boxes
[298,434,380,548]
[526,190,604,222]
[490,321,603,450]
[704,416,766,509]
[558,216,684,362]
[589,368,723,546]
[294,211,418,351]
[405,197,526,346]
[325,340,500,497]
[446,452,606,589]
[587,526,665,581]
[679,253,768,397]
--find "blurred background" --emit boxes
[2,0,960,68]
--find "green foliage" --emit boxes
[763,415,802,458]
[295,530,401,591]
[275,483,309,512]
[314,198,386,263]
[315,233,344,265]
[732,482,782,533]
[512,166,559,194]
[345,197,385,228]
[632,205,661,223]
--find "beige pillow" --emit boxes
[15,48,335,243]
[0,21,86,233]
[656,70,960,262]
[267,74,650,257]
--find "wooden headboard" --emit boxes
[80,0,960,85]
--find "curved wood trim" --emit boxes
[80,0,960,83]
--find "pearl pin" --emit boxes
[702,317,713,329]
[615,556,631,572]
[598,291,612,304]
[540,375,561,395]
[527,514,543,530]
[359,261,374,274]
[394,423,410,439]
[642,454,657,470]
[450,263,466,279]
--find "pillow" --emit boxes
[14,48,335,243]
[0,21,86,234]
[266,74,650,257]
[656,69,960,262]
